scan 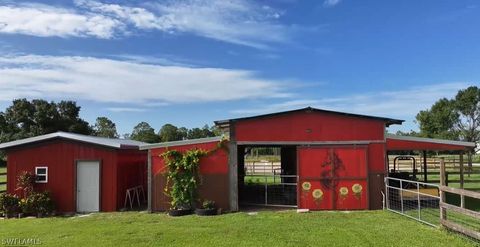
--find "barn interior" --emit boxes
[237,146,298,208]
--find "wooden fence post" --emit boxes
[440,158,446,220]
[460,153,465,208]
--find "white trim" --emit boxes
[0,131,145,150]
[386,134,476,148]
[35,166,48,183]
[140,136,224,150]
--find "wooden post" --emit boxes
[440,158,446,220]
[423,151,428,183]
[459,152,465,208]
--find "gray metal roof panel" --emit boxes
[386,134,476,148]
[139,136,224,150]
[0,131,146,150]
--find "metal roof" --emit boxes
[140,136,224,150]
[214,107,404,127]
[0,131,146,150]
[386,134,476,149]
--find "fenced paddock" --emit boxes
[0,166,6,193]
[386,158,480,242]
[388,155,480,191]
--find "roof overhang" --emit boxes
[140,136,224,150]
[214,107,404,129]
[0,132,146,150]
[386,134,476,151]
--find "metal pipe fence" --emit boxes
[385,177,440,227]
[241,174,297,207]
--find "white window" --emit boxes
[35,167,48,183]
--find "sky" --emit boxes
[0,0,479,136]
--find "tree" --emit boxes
[159,124,182,142]
[0,99,91,143]
[92,117,118,138]
[129,122,160,143]
[416,98,459,140]
[454,86,480,148]
[415,86,480,173]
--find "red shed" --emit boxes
[0,132,147,213]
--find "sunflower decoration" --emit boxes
[302,182,312,192]
[352,183,363,199]
[312,189,324,206]
[339,187,349,200]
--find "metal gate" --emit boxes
[241,174,298,207]
[385,177,440,227]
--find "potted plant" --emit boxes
[0,193,20,219]
[195,200,217,216]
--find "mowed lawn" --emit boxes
[0,210,475,247]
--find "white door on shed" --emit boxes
[76,161,100,212]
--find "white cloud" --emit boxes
[323,0,342,7]
[0,1,292,48]
[75,0,290,49]
[231,83,470,118]
[0,3,123,38]
[0,54,290,105]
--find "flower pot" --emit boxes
[168,209,192,217]
[195,208,217,216]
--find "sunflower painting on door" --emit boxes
[298,146,369,210]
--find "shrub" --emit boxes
[30,191,55,215]
[0,193,20,216]
[16,171,36,198]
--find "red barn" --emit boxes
[0,132,147,213]
[144,107,475,212]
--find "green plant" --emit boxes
[16,171,36,199]
[201,200,215,209]
[30,191,54,215]
[162,149,207,210]
[0,193,20,215]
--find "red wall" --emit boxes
[6,139,146,213]
[116,149,148,209]
[297,146,369,210]
[234,111,385,142]
[150,141,229,211]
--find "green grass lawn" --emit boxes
[0,210,476,247]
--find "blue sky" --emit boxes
[0,0,479,135]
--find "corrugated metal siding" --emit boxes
[297,146,369,210]
[234,111,385,142]
[6,140,122,212]
[116,149,148,209]
[150,141,229,211]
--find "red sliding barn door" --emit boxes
[297,146,368,210]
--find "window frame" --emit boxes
[35,166,48,183]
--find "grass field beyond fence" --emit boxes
[0,166,6,192]
[0,211,476,247]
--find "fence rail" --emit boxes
[438,158,480,241]
[385,177,440,227]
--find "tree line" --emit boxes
[395,86,479,152]
[0,99,221,146]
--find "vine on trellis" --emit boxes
[161,138,228,210]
